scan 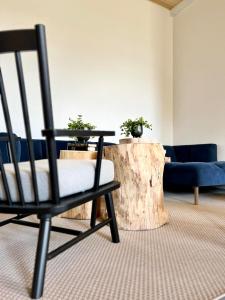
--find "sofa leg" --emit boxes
[194,187,199,205]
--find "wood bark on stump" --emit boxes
[104,142,168,230]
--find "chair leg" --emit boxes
[31,217,51,299]
[105,192,120,243]
[90,198,97,228]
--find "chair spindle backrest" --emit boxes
[0,24,59,206]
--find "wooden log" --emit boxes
[104,143,168,230]
[119,137,157,144]
[60,150,97,160]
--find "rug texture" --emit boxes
[0,190,225,300]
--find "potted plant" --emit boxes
[67,114,96,145]
[120,117,152,138]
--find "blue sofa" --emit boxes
[163,144,225,204]
[0,137,69,163]
[0,133,21,163]
[0,135,114,163]
[19,138,69,161]
[19,139,114,161]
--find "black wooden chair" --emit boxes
[0,24,120,299]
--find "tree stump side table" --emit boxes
[59,150,97,219]
[104,142,169,230]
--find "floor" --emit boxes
[0,188,225,299]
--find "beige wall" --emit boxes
[173,0,225,159]
[0,0,173,144]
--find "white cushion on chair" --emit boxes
[0,159,114,203]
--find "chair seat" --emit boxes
[0,159,114,203]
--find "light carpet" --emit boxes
[1,190,225,299]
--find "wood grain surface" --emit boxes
[104,143,168,230]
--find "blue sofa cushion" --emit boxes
[20,139,117,162]
[171,143,217,163]
[189,144,217,162]
[20,139,71,161]
[164,161,225,187]
[0,132,21,163]
[20,139,44,162]
[55,140,69,158]
[173,145,190,162]
[163,146,177,162]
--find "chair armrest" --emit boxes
[42,129,115,137]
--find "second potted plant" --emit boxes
[120,117,152,138]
